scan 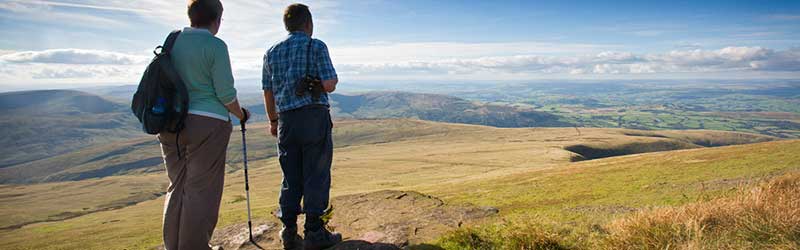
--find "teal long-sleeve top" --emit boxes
[171,27,237,121]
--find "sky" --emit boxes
[0,0,799,90]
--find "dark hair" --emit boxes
[188,0,223,27]
[284,3,312,32]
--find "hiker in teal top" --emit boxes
[171,18,238,121]
[157,1,250,250]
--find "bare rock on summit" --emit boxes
[166,190,497,250]
[327,190,499,248]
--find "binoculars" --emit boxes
[295,75,324,101]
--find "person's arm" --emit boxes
[262,51,279,136]
[210,39,247,121]
[314,40,338,93]
[225,100,248,121]
[263,90,279,136]
[262,91,279,122]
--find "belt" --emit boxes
[282,104,329,113]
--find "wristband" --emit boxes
[270,118,279,123]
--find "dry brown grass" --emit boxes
[603,172,800,250]
[437,172,800,250]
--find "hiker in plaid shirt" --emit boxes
[261,3,341,250]
[262,23,337,113]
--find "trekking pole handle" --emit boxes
[240,107,249,131]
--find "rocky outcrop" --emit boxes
[206,190,498,250]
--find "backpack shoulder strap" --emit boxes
[156,30,190,130]
[162,30,182,54]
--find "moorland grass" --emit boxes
[603,172,800,250]
[435,169,800,250]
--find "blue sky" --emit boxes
[0,0,798,89]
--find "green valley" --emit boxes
[0,84,798,249]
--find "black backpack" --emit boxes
[131,30,189,135]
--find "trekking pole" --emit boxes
[240,109,264,250]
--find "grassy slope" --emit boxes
[0,175,165,230]
[0,120,790,249]
[430,139,799,213]
[0,138,162,183]
[0,119,458,184]
[428,140,800,249]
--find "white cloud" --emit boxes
[0,49,149,65]
[33,68,96,79]
[0,62,141,81]
[335,46,800,77]
[0,0,338,50]
[0,0,135,28]
[2,0,149,12]
[748,47,800,71]
[1,45,798,86]
[0,48,147,86]
[0,0,182,22]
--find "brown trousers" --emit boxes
[158,115,232,250]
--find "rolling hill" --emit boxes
[327,92,572,127]
[0,119,795,249]
[0,119,465,184]
[0,90,140,167]
[239,91,573,127]
[0,117,775,184]
[79,85,574,128]
[0,89,574,182]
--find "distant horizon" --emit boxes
[3,78,798,94]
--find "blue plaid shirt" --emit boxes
[262,31,337,113]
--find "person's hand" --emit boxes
[322,79,337,93]
[239,108,251,124]
[268,121,278,137]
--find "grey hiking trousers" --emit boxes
[158,115,232,250]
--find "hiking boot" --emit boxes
[280,226,303,250]
[303,227,342,250]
